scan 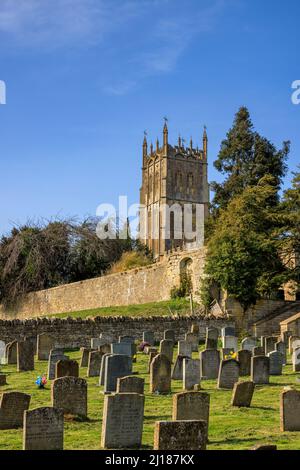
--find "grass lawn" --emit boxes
[47,298,193,319]
[0,346,300,450]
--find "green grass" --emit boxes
[1,346,300,450]
[48,298,192,319]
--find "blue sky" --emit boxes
[0,0,299,235]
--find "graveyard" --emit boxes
[0,329,300,450]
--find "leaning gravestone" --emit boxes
[52,376,87,418]
[0,341,5,365]
[185,332,199,352]
[200,349,220,380]
[268,351,283,375]
[275,341,287,365]
[280,388,300,432]
[101,393,144,449]
[241,337,257,352]
[150,354,171,394]
[237,350,252,376]
[251,356,270,384]
[0,392,31,429]
[231,381,255,407]
[55,359,79,379]
[87,350,104,377]
[37,333,55,361]
[172,391,210,427]
[217,359,239,389]
[80,348,93,367]
[178,340,192,358]
[17,340,34,372]
[292,348,300,372]
[143,331,155,346]
[47,350,69,380]
[153,420,207,450]
[222,336,238,352]
[172,355,189,380]
[265,336,277,355]
[104,354,132,393]
[160,339,174,363]
[183,358,200,391]
[164,330,175,342]
[23,407,64,450]
[205,327,218,349]
[6,340,17,364]
[116,376,144,394]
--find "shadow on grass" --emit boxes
[209,436,263,446]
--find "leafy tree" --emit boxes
[211,107,289,213]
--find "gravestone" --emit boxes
[253,346,265,356]
[160,339,174,363]
[217,359,239,389]
[231,381,255,407]
[111,342,132,357]
[143,331,155,346]
[221,326,235,337]
[150,354,171,394]
[183,358,200,391]
[148,351,157,374]
[289,336,300,355]
[55,359,79,379]
[251,356,270,384]
[17,341,34,372]
[0,340,5,364]
[0,374,7,386]
[282,331,292,347]
[178,340,192,358]
[52,376,87,418]
[172,355,189,380]
[119,335,135,344]
[268,351,283,375]
[37,333,55,361]
[265,336,277,355]
[23,407,64,450]
[47,350,69,380]
[116,376,144,394]
[87,350,104,377]
[144,346,157,355]
[6,340,17,364]
[205,327,218,349]
[172,391,210,427]
[164,330,175,342]
[185,332,199,352]
[191,323,199,334]
[222,336,238,352]
[104,354,132,393]
[153,420,207,450]
[200,349,220,380]
[101,393,144,449]
[91,338,103,349]
[260,336,267,347]
[280,388,300,431]
[0,392,30,429]
[80,348,93,367]
[237,350,252,376]
[99,353,112,385]
[99,343,112,355]
[241,337,257,352]
[275,341,287,365]
[292,348,300,372]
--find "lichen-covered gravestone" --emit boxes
[205,327,218,349]
[0,392,30,429]
[231,381,255,407]
[47,350,69,380]
[150,354,171,394]
[116,376,144,394]
[200,349,220,380]
[37,333,55,361]
[185,332,199,352]
[104,354,132,393]
[52,376,87,418]
[55,359,79,379]
[23,407,64,450]
[17,341,34,372]
[178,340,192,358]
[217,359,239,390]
[153,420,207,450]
[183,358,200,391]
[164,330,175,342]
[101,393,144,449]
[87,350,104,377]
[160,339,174,363]
[172,391,210,427]
[80,348,93,367]
[280,388,300,431]
[237,350,252,376]
[251,356,270,384]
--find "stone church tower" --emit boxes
[139,122,209,259]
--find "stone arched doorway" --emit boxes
[179,257,193,294]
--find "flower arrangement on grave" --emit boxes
[224,351,238,361]
[35,375,47,389]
